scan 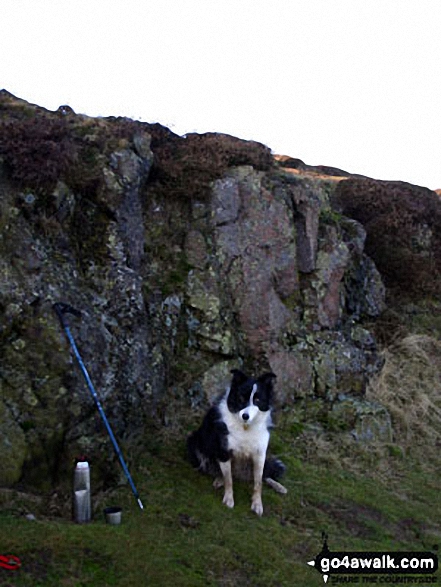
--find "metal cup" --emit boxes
[104,506,122,525]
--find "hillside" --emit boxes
[0,91,440,585]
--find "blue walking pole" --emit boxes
[53,303,144,510]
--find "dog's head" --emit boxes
[227,369,277,425]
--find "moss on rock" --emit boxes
[0,398,27,486]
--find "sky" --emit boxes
[1,0,441,189]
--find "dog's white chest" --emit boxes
[219,399,271,459]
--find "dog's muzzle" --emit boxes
[240,404,259,425]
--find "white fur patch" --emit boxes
[218,393,272,460]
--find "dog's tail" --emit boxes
[263,457,285,480]
[263,458,288,494]
[265,477,288,494]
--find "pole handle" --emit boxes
[53,303,82,327]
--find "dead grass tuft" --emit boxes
[368,335,441,451]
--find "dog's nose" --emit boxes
[242,413,249,421]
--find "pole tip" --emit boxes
[137,498,144,510]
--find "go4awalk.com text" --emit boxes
[307,536,438,584]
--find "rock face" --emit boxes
[204,167,385,401]
[333,178,441,298]
[0,91,439,491]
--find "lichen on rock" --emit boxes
[2,91,441,493]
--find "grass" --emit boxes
[1,424,440,587]
[368,334,441,449]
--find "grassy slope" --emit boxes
[1,423,440,587]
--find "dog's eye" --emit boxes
[254,397,260,405]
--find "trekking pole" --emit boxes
[53,303,144,510]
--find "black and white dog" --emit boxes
[187,369,286,516]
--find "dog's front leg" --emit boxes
[219,460,234,509]
[251,453,265,516]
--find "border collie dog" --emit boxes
[187,369,287,516]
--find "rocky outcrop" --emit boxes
[0,105,159,489]
[1,91,439,491]
[199,166,386,401]
[333,178,441,298]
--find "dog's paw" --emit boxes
[213,477,224,489]
[251,498,263,516]
[222,492,234,509]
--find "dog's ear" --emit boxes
[230,369,248,388]
[257,372,277,390]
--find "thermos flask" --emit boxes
[73,460,91,523]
